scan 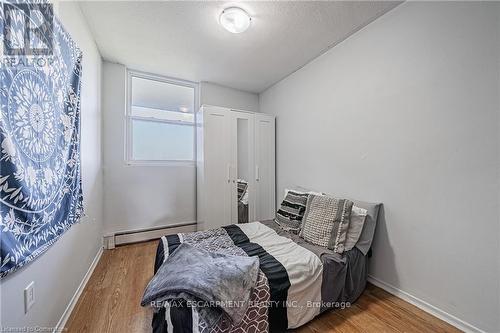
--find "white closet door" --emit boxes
[203,107,231,229]
[254,114,276,221]
[230,111,255,224]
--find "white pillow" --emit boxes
[344,205,368,251]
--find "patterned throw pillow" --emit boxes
[237,179,248,201]
[299,194,353,253]
[274,190,310,233]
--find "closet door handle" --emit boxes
[255,165,260,182]
[227,165,231,183]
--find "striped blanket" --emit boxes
[152,221,367,333]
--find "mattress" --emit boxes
[151,220,367,333]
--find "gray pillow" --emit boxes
[352,200,381,255]
[344,205,368,251]
[299,194,353,253]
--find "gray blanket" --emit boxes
[141,243,260,327]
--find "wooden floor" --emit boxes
[66,241,461,333]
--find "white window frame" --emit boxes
[125,69,198,166]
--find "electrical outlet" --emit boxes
[24,281,35,313]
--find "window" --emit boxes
[126,71,198,165]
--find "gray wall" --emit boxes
[102,64,259,234]
[259,2,500,332]
[102,62,196,234]
[0,1,104,328]
[200,82,259,112]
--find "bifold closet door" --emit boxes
[203,107,232,229]
[254,114,276,221]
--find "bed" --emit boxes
[150,220,368,333]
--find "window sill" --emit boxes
[125,160,196,167]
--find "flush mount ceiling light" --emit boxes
[219,7,251,34]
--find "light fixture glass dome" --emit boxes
[219,7,251,34]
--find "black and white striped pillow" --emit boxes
[237,180,248,201]
[274,190,310,233]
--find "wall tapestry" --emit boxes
[0,1,84,278]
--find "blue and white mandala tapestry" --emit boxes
[0,2,84,278]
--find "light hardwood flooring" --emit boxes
[65,241,462,333]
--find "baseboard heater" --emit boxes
[103,222,197,249]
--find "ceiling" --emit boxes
[80,1,400,93]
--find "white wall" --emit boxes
[260,2,500,332]
[0,1,103,329]
[102,62,196,234]
[200,82,259,112]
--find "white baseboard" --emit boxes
[367,275,485,333]
[53,246,103,333]
[103,222,197,249]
